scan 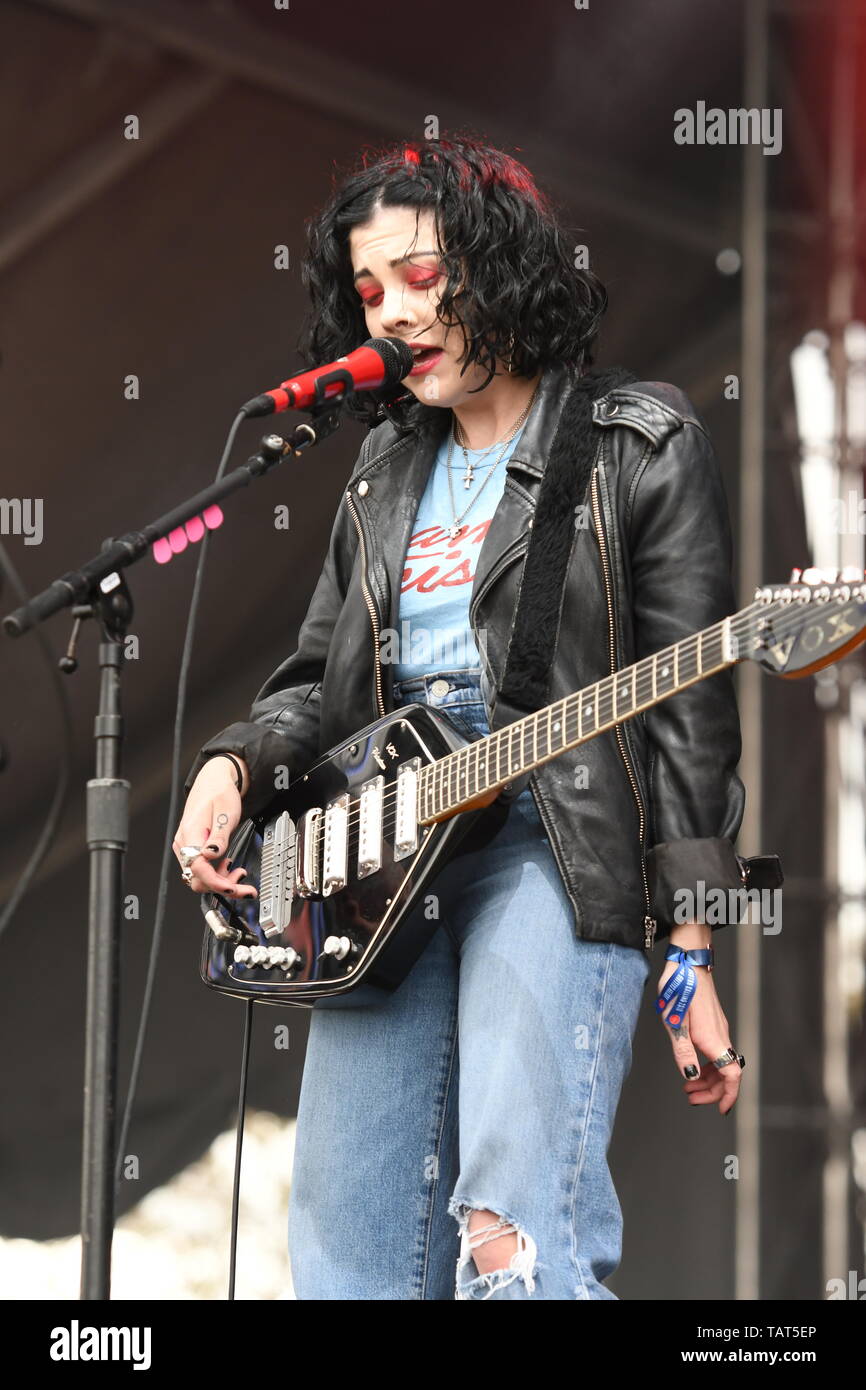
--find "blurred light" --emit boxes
[716,247,742,275]
[845,321,866,448]
[791,331,835,445]
[791,330,838,573]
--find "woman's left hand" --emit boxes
[657,948,743,1116]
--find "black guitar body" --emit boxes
[199,702,508,1009]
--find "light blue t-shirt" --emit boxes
[393,424,526,682]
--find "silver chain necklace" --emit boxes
[443,386,539,541]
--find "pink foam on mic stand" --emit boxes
[152,506,224,563]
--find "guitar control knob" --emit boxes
[322,935,352,961]
[282,947,301,970]
[233,946,252,965]
[251,946,269,966]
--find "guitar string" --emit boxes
[303,594,855,850]
[253,593,857,865]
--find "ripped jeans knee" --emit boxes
[448,1197,539,1300]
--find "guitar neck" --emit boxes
[417,611,744,823]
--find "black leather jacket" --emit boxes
[185,360,749,955]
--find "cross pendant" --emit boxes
[448,523,461,540]
[463,463,474,488]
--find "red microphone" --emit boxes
[240,337,415,418]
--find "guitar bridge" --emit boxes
[258,811,296,939]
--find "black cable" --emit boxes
[0,540,74,939]
[113,410,247,1192]
[228,998,255,1300]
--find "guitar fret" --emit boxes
[616,670,633,721]
[583,684,597,736]
[599,677,613,730]
[418,616,749,824]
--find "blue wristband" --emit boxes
[656,947,714,1032]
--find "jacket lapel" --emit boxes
[358,359,578,650]
[469,360,577,612]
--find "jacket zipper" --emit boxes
[590,467,657,951]
[345,488,386,720]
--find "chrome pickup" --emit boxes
[322,791,350,896]
[294,806,322,897]
[358,774,384,878]
[393,756,421,861]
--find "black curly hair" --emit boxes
[297,134,608,434]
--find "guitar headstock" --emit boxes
[743,567,866,678]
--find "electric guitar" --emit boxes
[199,568,866,1009]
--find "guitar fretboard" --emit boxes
[417,617,736,823]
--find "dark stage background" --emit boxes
[0,0,863,1300]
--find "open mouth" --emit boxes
[407,346,444,375]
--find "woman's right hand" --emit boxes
[172,756,258,899]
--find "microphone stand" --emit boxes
[2,389,347,1299]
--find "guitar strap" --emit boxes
[490,362,639,729]
[484,366,784,901]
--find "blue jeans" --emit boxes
[287,668,651,1299]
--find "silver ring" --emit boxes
[179,844,204,869]
[181,866,195,883]
[712,1047,740,1070]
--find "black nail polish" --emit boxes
[684,1064,699,1078]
